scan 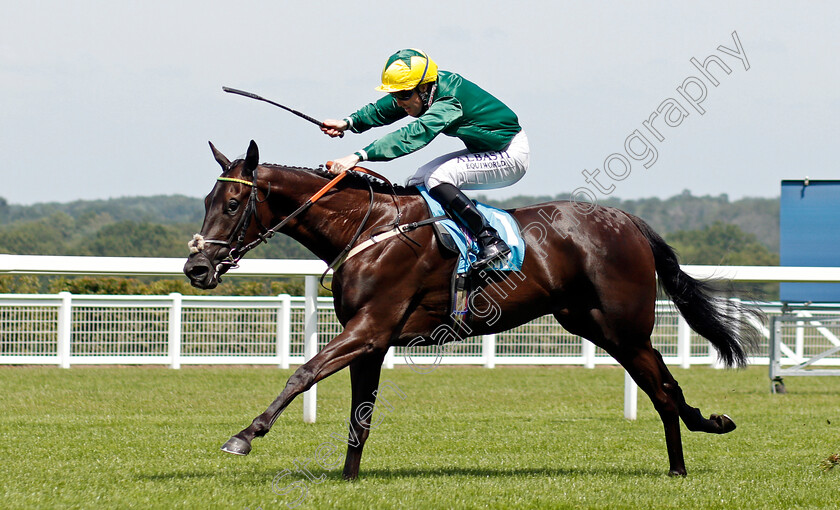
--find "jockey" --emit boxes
[323,48,529,269]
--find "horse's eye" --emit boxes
[228,199,239,212]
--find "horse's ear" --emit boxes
[243,140,259,178]
[209,141,231,172]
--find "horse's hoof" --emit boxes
[711,413,737,434]
[221,436,252,456]
[668,468,687,477]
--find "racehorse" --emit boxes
[184,140,762,479]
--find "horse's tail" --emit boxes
[627,214,763,368]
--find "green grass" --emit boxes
[2,365,840,509]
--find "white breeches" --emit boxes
[407,131,529,190]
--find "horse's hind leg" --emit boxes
[556,309,689,475]
[617,344,688,476]
[651,351,736,434]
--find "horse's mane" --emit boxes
[259,162,417,195]
[222,157,418,196]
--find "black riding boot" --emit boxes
[428,183,511,268]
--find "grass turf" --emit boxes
[1,365,839,509]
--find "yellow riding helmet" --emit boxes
[375,49,438,92]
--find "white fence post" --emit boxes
[711,351,726,368]
[278,294,291,370]
[383,347,394,369]
[678,314,691,369]
[483,334,496,369]
[303,276,318,424]
[57,291,72,369]
[624,370,638,420]
[168,292,182,370]
[582,339,595,368]
[795,313,806,359]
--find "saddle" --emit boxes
[417,186,525,274]
[417,186,526,332]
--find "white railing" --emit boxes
[3,256,840,370]
[4,255,840,367]
[3,255,840,421]
[3,291,840,367]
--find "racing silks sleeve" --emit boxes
[352,97,464,162]
[344,95,407,133]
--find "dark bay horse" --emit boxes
[184,140,762,479]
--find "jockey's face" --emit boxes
[393,84,429,117]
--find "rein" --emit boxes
[191,164,404,285]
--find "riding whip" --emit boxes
[222,86,343,137]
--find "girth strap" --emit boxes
[327,214,448,274]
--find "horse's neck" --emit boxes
[263,167,392,262]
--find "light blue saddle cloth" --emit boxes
[417,186,525,274]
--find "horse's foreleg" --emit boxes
[620,345,687,477]
[221,318,389,456]
[342,353,386,481]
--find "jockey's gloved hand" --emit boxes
[321,119,348,138]
[328,153,360,175]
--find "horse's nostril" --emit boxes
[184,257,213,283]
[189,265,209,278]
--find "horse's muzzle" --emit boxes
[184,252,220,289]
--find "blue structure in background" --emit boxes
[780,180,840,302]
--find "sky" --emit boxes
[1,1,838,206]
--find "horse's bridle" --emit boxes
[189,165,401,286]
[189,168,268,279]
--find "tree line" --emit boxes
[0,191,779,297]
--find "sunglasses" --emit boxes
[390,89,416,101]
